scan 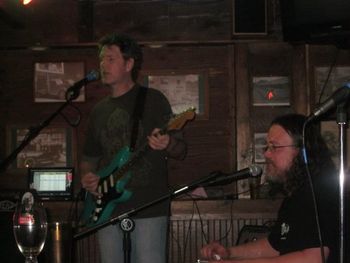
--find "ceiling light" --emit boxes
[22,0,33,6]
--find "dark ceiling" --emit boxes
[1,0,349,49]
[0,0,240,49]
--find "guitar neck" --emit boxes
[113,145,149,181]
[106,108,195,184]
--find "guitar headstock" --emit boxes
[167,107,196,131]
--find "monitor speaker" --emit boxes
[233,0,267,35]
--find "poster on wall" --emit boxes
[34,62,85,102]
[7,126,73,169]
[314,66,350,104]
[320,121,350,169]
[145,72,208,118]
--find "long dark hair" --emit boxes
[270,114,336,193]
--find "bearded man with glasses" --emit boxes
[200,113,340,263]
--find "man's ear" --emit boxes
[126,58,134,73]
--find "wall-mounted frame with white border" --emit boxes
[320,120,350,169]
[252,76,290,106]
[141,70,209,119]
[254,133,267,163]
[34,62,85,102]
[314,66,350,104]
[6,125,74,170]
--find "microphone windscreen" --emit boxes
[250,164,262,177]
[86,70,100,82]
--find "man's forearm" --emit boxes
[228,238,278,260]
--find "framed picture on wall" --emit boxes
[34,62,85,102]
[314,66,350,104]
[142,71,209,118]
[320,120,350,169]
[254,133,267,163]
[6,125,74,169]
[252,76,290,106]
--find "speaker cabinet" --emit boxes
[233,0,267,35]
[0,196,23,262]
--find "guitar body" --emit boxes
[80,107,196,228]
[81,147,134,226]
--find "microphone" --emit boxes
[65,70,100,100]
[307,82,350,122]
[205,164,262,186]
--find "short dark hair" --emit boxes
[98,33,143,81]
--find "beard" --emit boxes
[265,163,288,197]
[265,161,288,184]
[265,155,306,195]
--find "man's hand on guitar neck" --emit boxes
[147,128,170,150]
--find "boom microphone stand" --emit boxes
[0,95,79,172]
[119,217,135,263]
[336,103,347,263]
[74,170,224,263]
[306,83,350,263]
[0,71,98,173]
[74,165,262,240]
[74,170,223,240]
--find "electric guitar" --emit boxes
[81,107,196,227]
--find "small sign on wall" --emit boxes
[252,76,290,106]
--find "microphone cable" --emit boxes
[302,121,326,263]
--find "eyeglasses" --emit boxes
[264,144,298,153]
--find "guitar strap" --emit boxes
[130,85,148,152]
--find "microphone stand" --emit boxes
[0,89,80,172]
[73,170,223,240]
[336,103,347,263]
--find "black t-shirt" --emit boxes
[268,174,340,263]
[82,85,173,218]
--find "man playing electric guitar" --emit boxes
[80,33,188,263]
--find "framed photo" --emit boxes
[143,71,209,118]
[252,76,290,106]
[320,121,350,169]
[34,62,85,102]
[254,133,267,163]
[6,125,74,169]
[314,66,350,103]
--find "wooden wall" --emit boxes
[1,0,350,200]
[0,44,236,191]
[1,1,350,262]
[0,0,272,45]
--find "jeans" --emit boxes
[97,216,168,263]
